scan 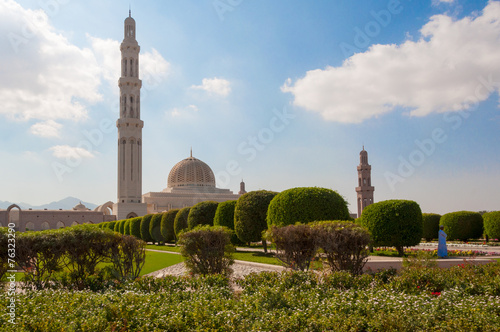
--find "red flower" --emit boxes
[431,292,441,296]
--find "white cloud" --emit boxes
[30,120,62,138]
[49,145,95,159]
[169,104,199,118]
[0,0,102,122]
[191,77,231,96]
[282,1,500,124]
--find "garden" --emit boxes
[1,187,500,331]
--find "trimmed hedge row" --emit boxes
[422,213,441,241]
[161,209,179,243]
[440,211,483,241]
[483,211,500,240]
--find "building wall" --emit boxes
[143,191,240,214]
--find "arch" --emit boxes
[71,221,79,227]
[95,201,114,215]
[41,222,50,231]
[7,204,21,229]
[126,212,138,219]
[25,221,35,231]
[56,221,65,229]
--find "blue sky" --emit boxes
[0,0,499,214]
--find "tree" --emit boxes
[234,190,277,251]
[440,211,483,241]
[213,200,242,245]
[360,200,423,256]
[483,211,500,241]
[161,209,179,243]
[124,219,131,235]
[422,213,441,241]
[129,217,142,239]
[187,201,219,230]
[174,207,191,238]
[149,213,165,244]
[140,214,154,243]
[267,187,351,228]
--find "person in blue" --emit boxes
[437,225,447,258]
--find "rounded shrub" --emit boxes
[213,200,242,245]
[267,187,350,228]
[129,217,142,239]
[149,213,165,244]
[267,224,316,271]
[119,219,127,234]
[187,201,219,230]
[106,221,117,232]
[360,200,423,256]
[235,190,277,244]
[422,213,441,241]
[483,211,500,240]
[161,209,179,243]
[114,220,122,233]
[174,207,191,238]
[140,214,154,243]
[123,219,131,235]
[440,211,483,241]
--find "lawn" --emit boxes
[140,250,184,276]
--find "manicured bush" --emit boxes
[174,207,191,238]
[483,211,500,240]
[267,224,316,271]
[129,217,142,239]
[140,214,154,243]
[267,187,350,228]
[161,209,179,243]
[113,220,121,233]
[110,235,146,281]
[178,225,234,276]
[234,190,277,246]
[105,221,116,232]
[213,200,242,245]
[361,200,423,256]
[422,213,441,241]
[187,201,219,230]
[312,220,371,275]
[123,219,131,235]
[149,213,165,244]
[440,211,483,241]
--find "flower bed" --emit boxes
[1,262,499,331]
[372,247,498,257]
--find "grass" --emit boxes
[140,251,183,276]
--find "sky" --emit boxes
[0,0,499,214]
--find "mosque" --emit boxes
[0,12,373,231]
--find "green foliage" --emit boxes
[187,201,219,230]
[213,200,242,245]
[140,214,154,243]
[483,211,500,240]
[129,217,142,239]
[234,190,277,243]
[267,224,316,271]
[267,187,350,227]
[161,209,179,243]
[422,213,441,241]
[312,220,371,275]
[123,219,131,235]
[361,199,423,256]
[113,220,121,233]
[174,207,191,238]
[105,221,116,232]
[0,227,8,281]
[119,219,126,234]
[149,213,165,244]
[178,225,234,276]
[440,211,483,241]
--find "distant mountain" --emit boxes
[0,197,99,211]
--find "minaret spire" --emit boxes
[129,5,131,17]
[355,147,374,218]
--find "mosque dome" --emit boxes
[167,152,216,189]
[73,202,88,211]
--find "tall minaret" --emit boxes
[355,147,374,218]
[113,11,147,219]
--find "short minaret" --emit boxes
[113,11,147,219]
[355,147,374,218]
[238,180,247,195]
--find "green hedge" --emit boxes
[422,213,441,241]
[105,221,116,232]
[161,209,179,243]
[124,219,131,235]
[361,200,423,256]
[129,217,142,239]
[235,190,277,243]
[149,213,165,244]
[187,201,219,230]
[267,187,350,228]
[440,211,483,241]
[483,211,500,240]
[213,200,242,245]
[174,207,191,238]
[114,220,121,233]
[140,214,154,243]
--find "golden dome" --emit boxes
[167,154,216,189]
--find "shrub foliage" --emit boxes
[161,209,179,243]
[149,213,165,244]
[140,214,154,243]
[178,225,234,276]
[483,211,500,240]
[422,213,441,241]
[267,224,316,271]
[440,211,483,241]
[213,200,242,245]
[187,201,219,230]
[129,217,142,239]
[267,187,350,227]
[361,199,423,256]
[174,207,191,238]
